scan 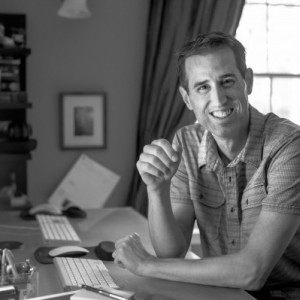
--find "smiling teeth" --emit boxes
[211,109,232,118]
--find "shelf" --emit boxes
[0,102,32,109]
[0,48,31,57]
[0,138,37,154]
[0,14,32,194]
[0,153,31,161]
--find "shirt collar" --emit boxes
[240,105,264,168]
[198,105,264,169]
[198,130,222,171]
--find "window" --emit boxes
[236,0,300,125]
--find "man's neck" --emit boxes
[213,131,248,164]
[212,107,251,164]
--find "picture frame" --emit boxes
[60,93,106,149]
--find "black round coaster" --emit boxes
[34,246,55,264]
[19,208,36,221]
[94,241,115,261]
[0,241,23,250]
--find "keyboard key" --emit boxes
[36,215,81,246]
[53,257,119,291]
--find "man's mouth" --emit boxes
[210,109,234,119]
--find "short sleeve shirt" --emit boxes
[170,105,300,297]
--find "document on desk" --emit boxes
[71,289,107,300]
[48,154,120,209]
[71,288,134,300]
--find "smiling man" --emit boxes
[113,32,300,300]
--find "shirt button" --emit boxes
[231,239,235,245]
[230,207,235,213]
[246,199,249,205]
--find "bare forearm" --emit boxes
[143,211,300,290]
[142,251,259,290]
[147,186,188,258]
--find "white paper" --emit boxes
[71,288,134,300]
[48,154,120,209]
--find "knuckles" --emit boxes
[152,138,170,147]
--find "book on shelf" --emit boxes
[0,138,37,153]
[0,57,21,65]
[0,91,27,103]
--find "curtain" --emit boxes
[127,0,245,216]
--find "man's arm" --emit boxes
[145,210,299,289]
[147,189,195,258]
[114,210,300,290]
[136,139,195,258]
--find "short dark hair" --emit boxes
[177,32,247,92]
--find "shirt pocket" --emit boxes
[193,190,225,241]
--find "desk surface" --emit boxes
[0,207,254,300]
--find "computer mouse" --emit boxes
[29,203,62,216]
[48,245,89,258]
[63,206,87,218]
[94,241,115,261]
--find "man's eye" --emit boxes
[222,78,235,87]
[197,84,210,94]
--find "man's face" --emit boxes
[179,47,253,140]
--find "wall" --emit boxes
[0,0,149,207]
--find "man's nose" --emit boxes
[211,86,226,105]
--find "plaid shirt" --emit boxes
[171,105,300,299]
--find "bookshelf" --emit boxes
[0,13,37,206]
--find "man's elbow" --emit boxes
[241,263,269,291]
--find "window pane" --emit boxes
[272,78,300,125]
[236,4,268,72]
[268,5,300,73]
[237,1,300,126]
[249,76,271,114]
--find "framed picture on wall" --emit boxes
[60,93,106,149]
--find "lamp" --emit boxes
[58,0,91,19]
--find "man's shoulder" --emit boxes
[260,113,300,157]
[264,113,300,139]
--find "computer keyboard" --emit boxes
[53,257,119,291]
[36,214,81,246]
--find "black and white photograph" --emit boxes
[60,93,106,149]
[0,2,299,300]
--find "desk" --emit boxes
[0,207,254,300]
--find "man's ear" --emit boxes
[179,86,193,110]
[245,68,254,95]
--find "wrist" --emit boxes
[138,255,157,277]
[147,183,170,197]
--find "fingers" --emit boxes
[112,247,124,268]
[113,233,141,269]
[114,232,140,248]
[137,159,166,178]
[172,142,183,159]
[137,139,182,185]
[116,259,125,268]
[150,139,180,163]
